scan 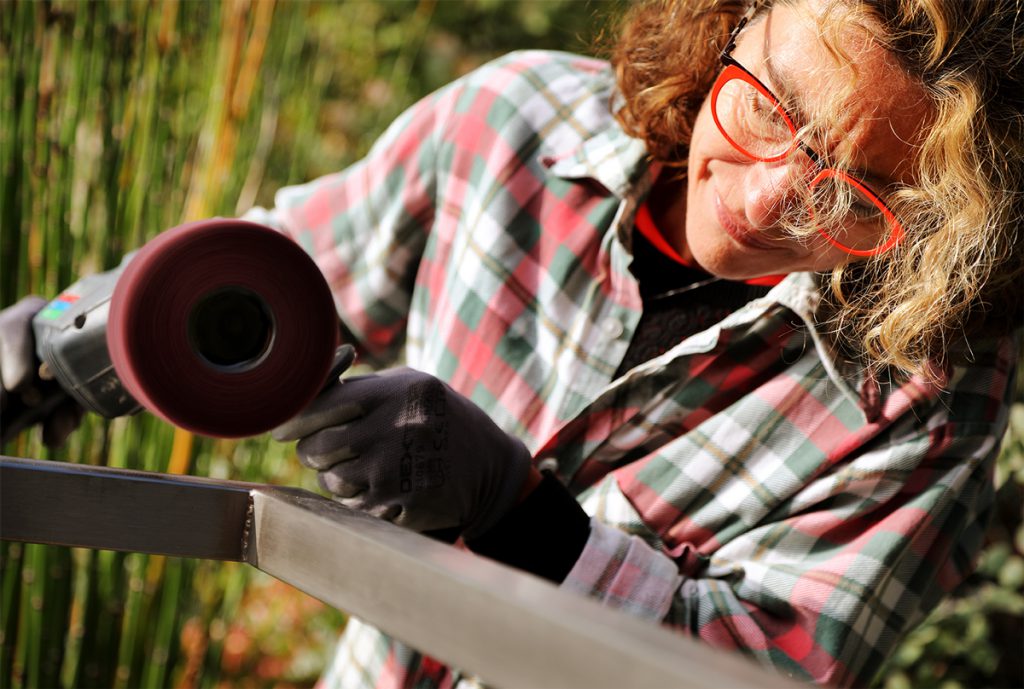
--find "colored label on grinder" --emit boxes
[39,293,80,320]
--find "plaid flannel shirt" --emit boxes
[245,51,1017,688]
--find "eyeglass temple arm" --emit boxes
[720,1,765,60]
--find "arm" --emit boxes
[243,79,462,367]
[496,394,1004,687]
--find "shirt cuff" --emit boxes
[560,518,682,621]
[466,471,590,584]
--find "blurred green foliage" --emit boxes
[0,1,1020,688]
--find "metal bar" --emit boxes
[0,456,253,560]
[1,457,802,689]
[248,487,796,689]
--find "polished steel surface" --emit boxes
[247,488,797,689]
[2,456,802,689]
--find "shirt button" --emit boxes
[599,317,625,340]
[537,457,559,473]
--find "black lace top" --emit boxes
[615,228,774,377]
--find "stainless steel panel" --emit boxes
[248,487,798,689]
[0,456,253,560]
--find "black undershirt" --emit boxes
[615,227,773,376]
[468,225,772,583]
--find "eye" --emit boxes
[811,177,889,230]
[847,187,887,223]
[745,90,771,118]
[741,88,790,136]
[850,198,882,220]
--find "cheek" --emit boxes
[805,240,859,272]
[687,99,721,176]
[687,102,751,199]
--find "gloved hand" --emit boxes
[0,296,84,447]
[272,351,532,540]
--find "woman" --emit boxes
[259,0,1023,686]
[3,0,1020,686]
[256,0,1024,686]
[261,0,1024,686]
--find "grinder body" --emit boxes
[32,256,140,419]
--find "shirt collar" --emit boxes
[759,272,942,421]
[764,273,863,401]
[542,123,651,199]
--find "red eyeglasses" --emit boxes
[709,6,904,257]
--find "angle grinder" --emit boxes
[5,219,339,440]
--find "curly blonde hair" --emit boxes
[612,0,1024,378]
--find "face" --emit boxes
[669,0,933,280]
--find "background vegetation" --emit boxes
[1,1,1020,687]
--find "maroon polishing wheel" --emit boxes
[107,219,339,437]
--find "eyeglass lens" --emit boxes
[712,70,898,255]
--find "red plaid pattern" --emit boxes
[246,52,1016,688]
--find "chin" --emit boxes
[700,243,796,280]
[688,236,755,280]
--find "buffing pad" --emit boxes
[107,219,339,437]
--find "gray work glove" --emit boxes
[272,347,532,540]
[0,296,84,447]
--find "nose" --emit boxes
[742,159,808,229]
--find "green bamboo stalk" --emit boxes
[35,19,59,298]
[378,0,435,135]
[46,19,72,294]
[38,547,72,688]
[0,1,19,306]
[283,10,321,186]
[102,552,129,689]
[59,548,90,689]
[80,420,135,688]
[71,549,109,689]
[105,1,135,266]
[0,542,23,688]
[198,561,248,689]
[59,426,107,685]
[123,2,161,250]
[19,544,45,689]
[112,553,146,689]
[60,1,92,278]
[15,2,40,299]
[141,558,184,689]
[94,0,119,269]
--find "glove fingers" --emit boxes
[295,424,360,470]
[41,398,85,449]
[372,503,403,523]
[318,470,366,499]
[344,501,402,523]
[0,296,47,393]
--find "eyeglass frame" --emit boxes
[709,4,904,257]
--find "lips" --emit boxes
[714,193,784,251]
